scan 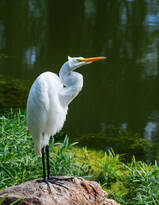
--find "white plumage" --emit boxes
[27,72,67,155]
[27,56,86,155]
[27,56,105,156]
[26,56,105,185]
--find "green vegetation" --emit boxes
[0,75,30,112]
[1,110,159,204]
[71,130,153,162]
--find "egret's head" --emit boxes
[68,56,106,70]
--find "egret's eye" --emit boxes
[76,59,82,62]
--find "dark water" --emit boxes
[1,0,159,152]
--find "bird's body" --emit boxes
[26,56,105,187]
[27,72,67,155]
[27,59,83,156]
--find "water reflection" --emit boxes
[0,21,5,49]
[121,122,127,129]
[24,47,38,66]
[28,0,43,17]
[144,121,157,141]
[0,0,159,158]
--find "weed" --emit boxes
[122,158,159,204]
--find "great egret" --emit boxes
[26,56,106,187]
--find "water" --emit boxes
[1,0,159,151]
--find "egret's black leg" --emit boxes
[42,147,46,181]
[46,145,50,178]
[41,147,51,191]
[45,145,69,189]
[46,144,73,181]
[45,145,73,189]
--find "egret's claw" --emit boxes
[47,178,68,189]
[48,176,74,182]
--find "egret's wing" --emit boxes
[26,74,50,136]
[26,72,62,136]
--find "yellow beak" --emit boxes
[79,56,106,62]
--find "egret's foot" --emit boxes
[48,176,74,181]
[44,179,52,191]
[47,178,69,189]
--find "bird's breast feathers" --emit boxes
[27,71,68,137]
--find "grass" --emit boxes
[1,110,159,204]
[121,158,159,204]
[0,110,89,189]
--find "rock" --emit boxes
[0,177,119,205]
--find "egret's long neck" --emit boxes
[59,62,83,106]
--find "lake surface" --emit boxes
[1,0,159,148]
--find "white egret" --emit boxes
[26,56,106,187]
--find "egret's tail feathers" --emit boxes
[34,144,42,156]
